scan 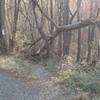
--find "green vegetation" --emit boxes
[42,58,59,73]
[71,72,100,94]
[0,56,37,82]
[45,62,100,99]
[57,69,74,81]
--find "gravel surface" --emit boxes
[0,65,67,100]
[0,71,41,100]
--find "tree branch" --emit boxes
[56,18,100,32]
[32,0,100,33]
[32,0,57,27]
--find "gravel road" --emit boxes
[0,65,66,100]
[0,71,41,100]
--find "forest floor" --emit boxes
[0,55,68,100]
[0,55,100,100]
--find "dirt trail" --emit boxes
[0,63,67,100]
[0,71,38,100]
[31,64,51,81]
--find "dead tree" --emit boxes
[30,0,100,60]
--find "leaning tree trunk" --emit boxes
[50,0,54,34]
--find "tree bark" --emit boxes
[87,0,95,62]
[11,0,21,50]
[0,0,7,54]
[63,0,70,56]
[50,0,54,34]
[77,0,82,62]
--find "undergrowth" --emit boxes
[71,72,100,93]
[40,57,59,73]
[44,59,100,99]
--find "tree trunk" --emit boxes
[63,0,70,56]
[58,0,62,57]
[77,0,82,62]
[50,0,54,34]
[11,0,21,50]
[87,0,95,62]
[0,0,7,54]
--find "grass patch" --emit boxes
[54,64,100,99]
[0,55,37,82]
[70,72,100,93]
[42,58,59,73]
[57,69,74,81]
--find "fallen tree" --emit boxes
[30,0,100,57]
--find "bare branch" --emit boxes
[32,0,57,27]
[56,18,100,32]
[69,10,77,23]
